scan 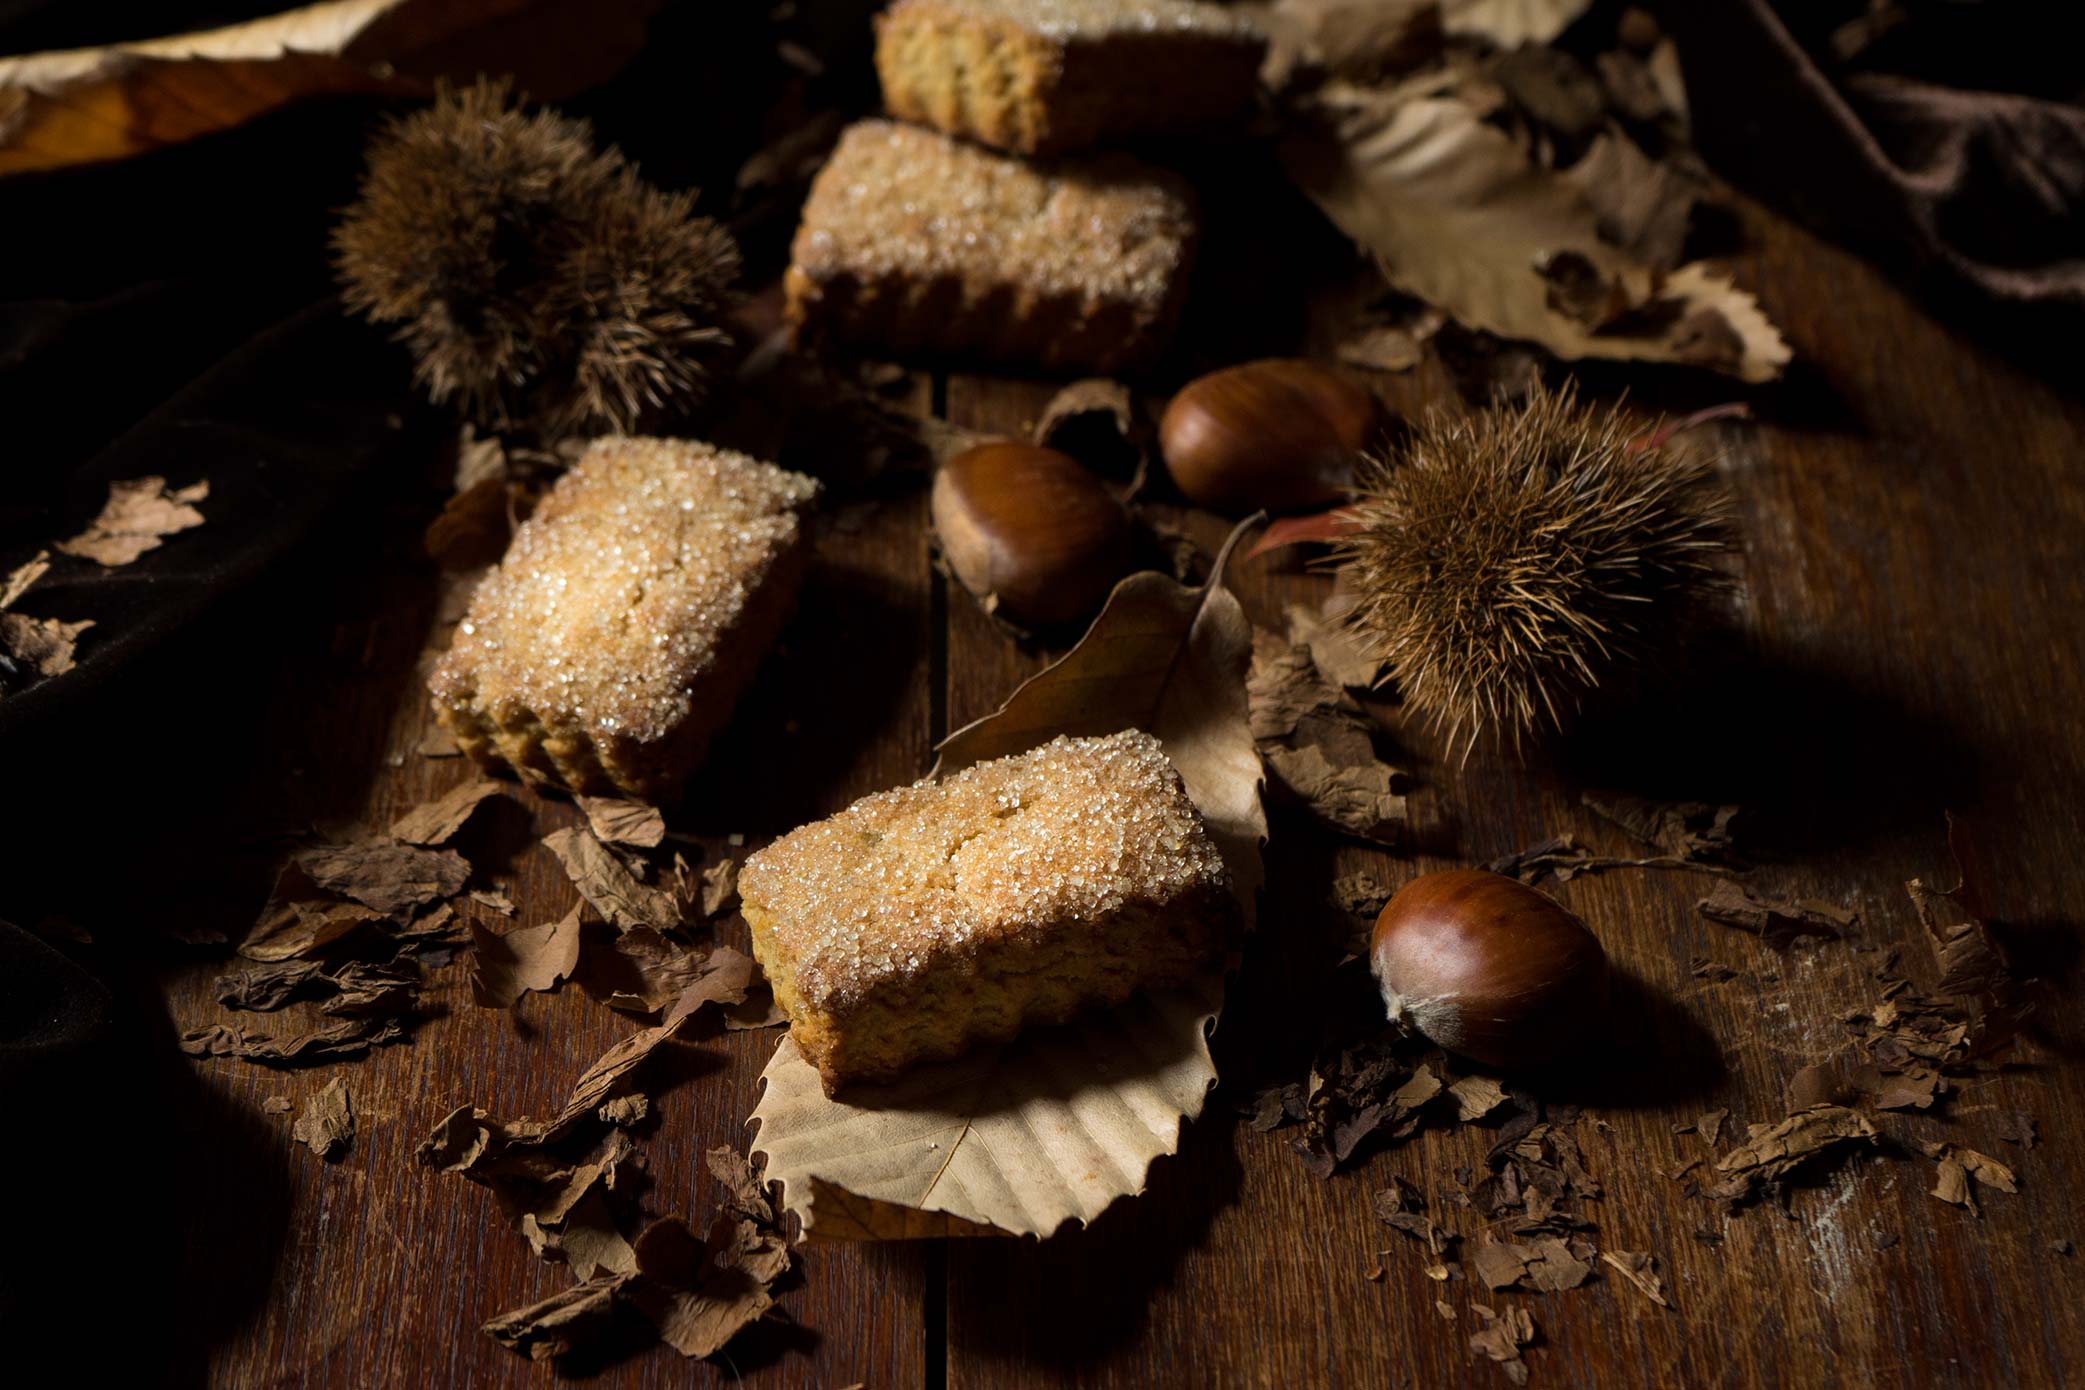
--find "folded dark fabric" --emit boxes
[1668,1,2085,341]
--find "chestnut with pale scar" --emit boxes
[1370,868,1610,1069]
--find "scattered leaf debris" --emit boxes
[544,826,682,933]
[55,476,209,566]
[0,551,49,610]
[577,796,667,849]
[1330,871,1395,920]
[262,1094,292,1115]
[471,908,583,1008]
[293,1078,356,1160]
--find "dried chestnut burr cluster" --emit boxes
[334,79,740,439]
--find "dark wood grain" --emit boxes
[940,205,2085,1389]
[52,188,2085,1389]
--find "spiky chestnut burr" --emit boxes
[1337,380,1731,754]
[332,79,740,439]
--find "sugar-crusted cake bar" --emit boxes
[429,437,819,799]
[742,729,1238,1094]
[783,119,1195,374]
[874,0,1266,155]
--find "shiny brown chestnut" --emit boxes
[932,442,1133,628]
[1159,358,1381,513]
[1370,868,1609,1069]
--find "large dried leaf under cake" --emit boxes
[751,530,1265,1240]
[1282,87,1789,382]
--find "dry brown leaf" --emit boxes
[1704,1105,1877,1206]
[0,0,657,176]
[1262,0,1441,84]
[53,478,208,567]
[215,958,417,1012]
[1449,1075,1510,1122]
[180,1015,405,1066]
[1918,1140,2017,1215]
[0,611,93,680]
[482,1278,622,1362]
[1031,378,1145,482]
[294,839,469,918]
[1250,629,1407,843]
[1282,87,1789,382]
[1468,1302,1537,1385]
[1284,589,1384,692]
[391,779,510,846]
[1601,1249,1671,1308]
[700,859,740,918]
[1906,877,2011,999]
[1440,0,1591,46]
[1698,883,1854,949]
[1565,132,1702,271]
[578,927,710,1014]
[0,551,49,609]
[471,908,583,1008]
[241,891,385,962]
[293,1078,356,1160]
[576,796,667,849]
[755,526,1265,1239]
[544,826,681,933]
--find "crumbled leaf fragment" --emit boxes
[1698,883,1853,948]
[294,839,470,918]
[544,826,681,933]
[482,1278,624,1362]
[55,477,208,566]
[1918,1140,2017,1215]
[1601,1249,1670,1308]
[1449,1076,1510,1122]
[700,859,739,918]
[391,780,510,845]
[1703,1105,1877,1207]
[578,927,710,1014]
[1249,629,1407,844]
[577,796,667,849]
[471,908,583,1007]
[0,551,49,609]
[293,1078,356,1160]
[180,1016,405,1066]
[1468,1302,1537,1385]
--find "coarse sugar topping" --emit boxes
[793,120,1193,306]
[740,729,1229,1009]
[430,436,817,745]
[895,0,1262,40]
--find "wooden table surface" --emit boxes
[52,185,2085,1389]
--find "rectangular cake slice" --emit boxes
[874,0,1267,155]
[428,437,819,800]
[783,119,1195,374]
[741,729,1238,1094]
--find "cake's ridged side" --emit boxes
[873,0,1265,155]
[782,239,1194,375]
[875,3,1060,155]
